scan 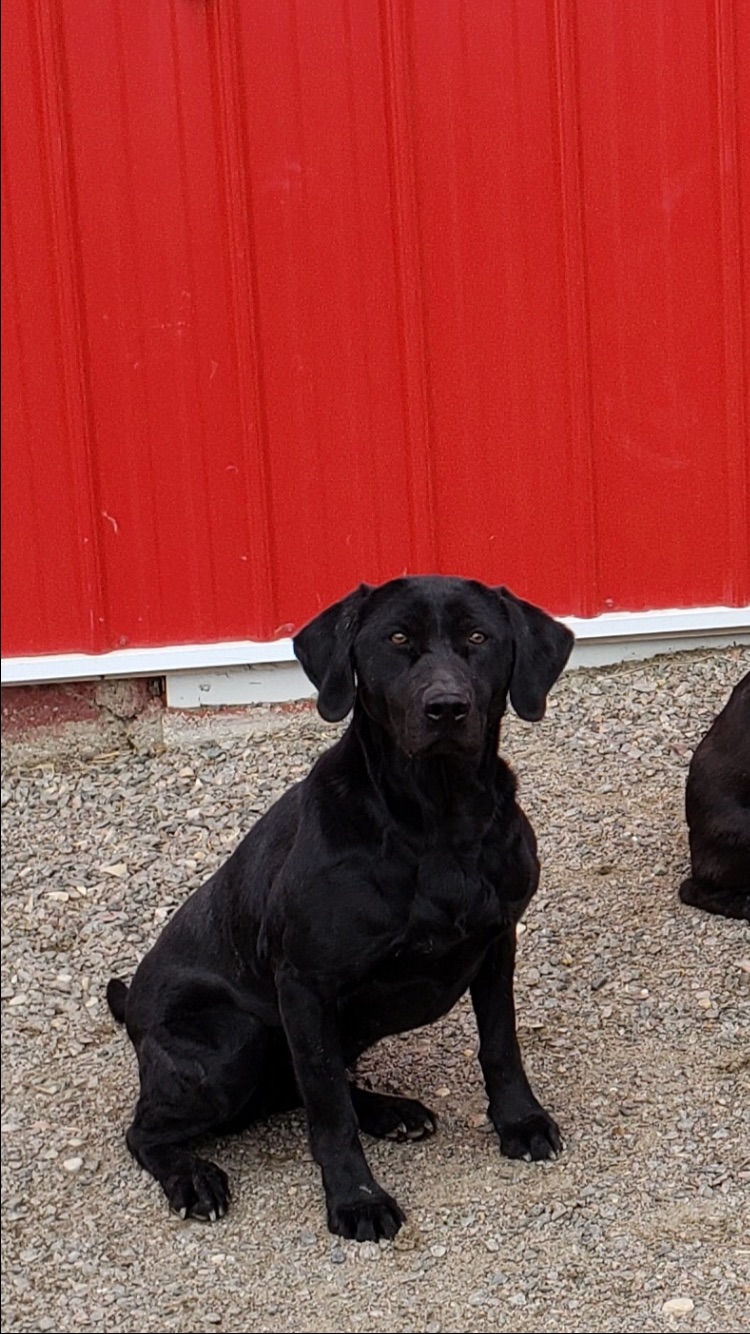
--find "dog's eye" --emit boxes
[468,631,487,645]
[389,632,409,646]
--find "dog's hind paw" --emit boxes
[164,1156,231,1221]
[327,1188,405,1242]
[496,1110,562,1162]
[679,877,750,922]
[351,1087,437,1142]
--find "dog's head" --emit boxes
[293,576,574,758]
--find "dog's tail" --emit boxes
[106,977,129,1025]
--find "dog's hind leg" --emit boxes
[349,1084,437,1142]
[125,1034,232,1219]
[124,1017,275,1220]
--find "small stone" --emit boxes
[392,1220,420,1251]
[435,1087,450,1098]
[101,862,128,878]
[662,1297,695,1316]
[330,1248,346,1264]
[62,1156,83,1173]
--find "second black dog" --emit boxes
[107,575,574,1239]
[679,669,750,922]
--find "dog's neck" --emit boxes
[346,702,513,834]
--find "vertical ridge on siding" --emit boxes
[712,0,749,605]
[547,0,599,617]
[166,0,221,633]
[378,0,437,570]
[31,0,107,650]
[0,123,48,638]
[205,0,278,635]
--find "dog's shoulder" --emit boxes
[686,673,750,834]
[690,672,750,783]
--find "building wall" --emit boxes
[2,0,749,668]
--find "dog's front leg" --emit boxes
[470,928,562,1161]
[276,965,404,1241]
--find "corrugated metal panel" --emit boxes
[576,0,750,610]
[2,0,748,661]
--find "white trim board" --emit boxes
[166,621,750,707]
[2,606,748,704]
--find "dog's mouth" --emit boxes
[375,681,486,761]
[400,719,485,761]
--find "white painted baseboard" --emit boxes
[3,606,747,705]
[164,617,750,707]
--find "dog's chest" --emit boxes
[393,848,505,953]
[342,855,505,1044]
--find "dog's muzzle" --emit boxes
[399,673,481,756]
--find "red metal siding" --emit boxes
[2,0,748,660]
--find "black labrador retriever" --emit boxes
[679,670,750,922]
[107,575,574,1240]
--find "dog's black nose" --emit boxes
[423,689,470,724]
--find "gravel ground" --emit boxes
[2,647,749,1334]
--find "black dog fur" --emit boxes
[679,670,750,922]
[107,576,574,1239]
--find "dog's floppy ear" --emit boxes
[293,585,371,722]
[497,586,574,722]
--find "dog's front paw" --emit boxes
[496,1110,562,1162]
[327,1186,405,1241]
[163,1155,231,1221]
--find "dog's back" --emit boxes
[108,780,306,1036]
